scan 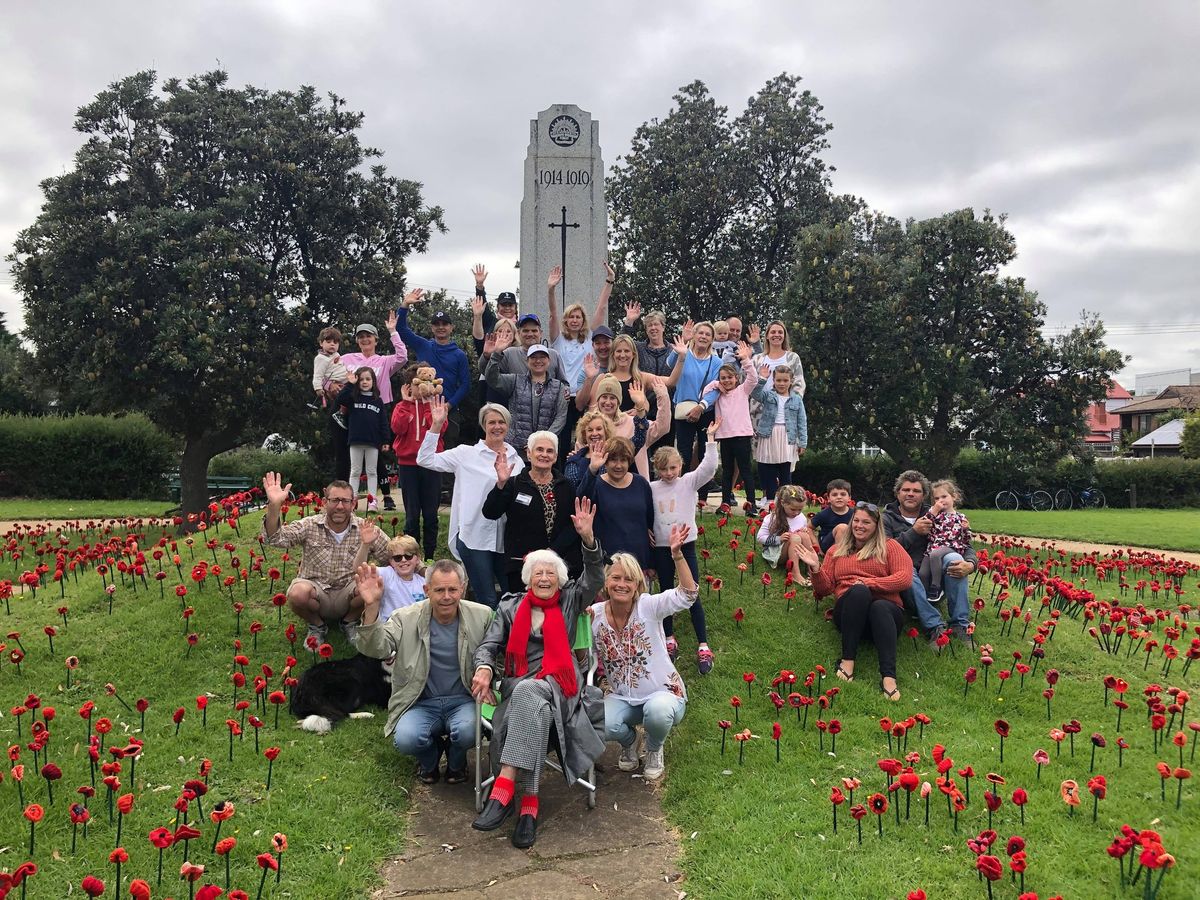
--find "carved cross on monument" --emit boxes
[547,205,579,310]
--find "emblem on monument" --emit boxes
[547,115,581,147]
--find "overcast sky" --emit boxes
[3,0,1197,386]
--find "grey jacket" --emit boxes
[356,598,495,737]
[473,539,606,785]
[485,356,569,450]
[883,501,979,570]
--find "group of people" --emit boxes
[281,266,978,849]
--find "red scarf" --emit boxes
[504,589,577,698]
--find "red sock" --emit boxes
[519,795,539,818]
[489,776,515,806]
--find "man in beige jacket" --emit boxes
[354,560,493,784]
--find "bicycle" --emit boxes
[994,487,1054,512]
[1052,485,1106,510]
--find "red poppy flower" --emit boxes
[256,852,280,872]
[174,824,202,844]
[129,879,152,900]
[69,803,91,825]
[1012,788,1028,806]
[849,803,867,821]
[211,800,236,822]
[180,861,206,882]
[830,787,846,805]
[10,862,37,885]
[976,855,1003,881]
[197,886,225,900]
[1087,775,1107,799]
[772,722,782,741]
[81,875,106,897]
[907,892,926,900]
[317,643,334,659]
[117,793,135,815]
[108,847,129,864]
[868,792,888,815]
[994,720,1010,738]
[984,790,1002,812]
[216,836,238,855]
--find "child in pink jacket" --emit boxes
[700,343,760,513]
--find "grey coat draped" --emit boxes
[472,539,607,785]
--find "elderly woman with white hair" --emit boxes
[469,498,606,849]
[588,523,698,781]
[482,430,581,592]
[419,396,524,609]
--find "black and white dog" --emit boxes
[290,654,392,734]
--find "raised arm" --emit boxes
[662,335,688,389]
[415,397,457,473]
[471,295,486,341]
[546,266,562,341]
[591,261,615,330]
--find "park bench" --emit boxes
[164,474,256,515]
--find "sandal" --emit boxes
[835,660,854,683]
[880,678,901,702]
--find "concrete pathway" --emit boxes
[978,532,1200,566]
[372,745,684,899]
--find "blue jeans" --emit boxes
[909,553,970,632]
[456,537,506,610]
[392,695,476,772]
[605,692,687,752]
[397,464,441,559]
[653,543,708,644]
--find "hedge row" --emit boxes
[792,449,1200,509]
[208,447,325,495]
[0,414,175,499]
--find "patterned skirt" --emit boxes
[754,423,795,465]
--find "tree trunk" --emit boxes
[178,429,242,532]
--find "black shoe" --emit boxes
[444,768,468,785]
[511,813,538,848]
[416,766,440,785]
[383,496,396,511]
[472,797,514,831]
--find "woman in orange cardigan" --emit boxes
[793,502,912,701]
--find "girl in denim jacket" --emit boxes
[750,364,808,505]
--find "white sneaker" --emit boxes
[643,747,665,780]
[618,741,641,772]
[366,501,378,512]
[340,619,360,645]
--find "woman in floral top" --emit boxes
[589,522,697,781]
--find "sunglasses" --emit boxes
[855,501,880,513]
[391,553,417,562]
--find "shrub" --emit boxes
[1094,457,1200,508]
[0,413,174,498]
[208,446,325,495]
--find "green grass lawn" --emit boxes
[660,510,1199,899]
[0,498,171,520]
[3,504,1196,898]
[0,509,413,898]
[963,509,1200,553]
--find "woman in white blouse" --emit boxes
[417,396,524,609]
[589,523,697,781]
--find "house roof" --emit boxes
[1108,382,1132,401]
[1117,385,1200,415]
[1130,418,1185,447]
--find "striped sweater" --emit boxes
[810,539,913,607]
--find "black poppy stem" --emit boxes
[212,820,223,852]
[256,864,270,900]
[985,878,993,900]
[276,851,283,884]
[72,820,78,853]
[229,728,235,763]
[924,792,930,826]
[1177,777,1185,810]
[28,819,35,855]
[157,846,164,885]
[738,741,745,766]
[999,735,1005,763]
[856,817,862,845]
[876,813,883,838]
[266,757,275,791]
[720,730,727,755]
[1092,793,1099,822]
[832,805,838,834]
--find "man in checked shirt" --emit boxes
[261,472,391,646]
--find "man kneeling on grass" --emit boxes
[353,560,493,784]
[261,473,392,646]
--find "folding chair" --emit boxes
[474,614,598,812]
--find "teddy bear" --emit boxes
[408,365,443,401]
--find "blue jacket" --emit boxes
[749,383,808,447]
[394,308,471,408]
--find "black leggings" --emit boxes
[396,464,441,559]
[832,585,904,679]
[758,463,791,506]
[719,436,756,507]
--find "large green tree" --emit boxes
[786,208,1126,475]
[608,74,847,323]
[0,311,48,414]
[9,70,444,519]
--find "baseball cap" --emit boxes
[517,313,541,328]
[354,323,378,336]
[591,325,614,340]
[496,291,517,305]
[526,344,550,358]
[431,311,453,325]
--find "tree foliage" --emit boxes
[9,70,444,517]
[1181,416,1200,459]
[0,311,48,415]
[786,208,1127,475]
[608,74,847,324]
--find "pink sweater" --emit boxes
[701,358,759,439]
